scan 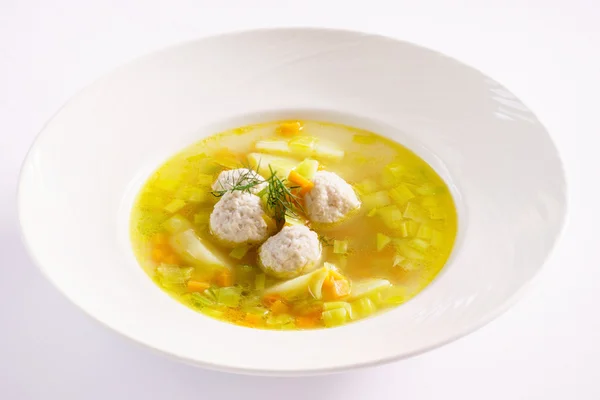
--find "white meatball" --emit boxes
[258,225,322,279]
[209,191,270,247]
[212,168,267,194]
[304,171,361,224]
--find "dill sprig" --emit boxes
[210,162,305,224]
[263,165,304,223]
[211,163,264,198]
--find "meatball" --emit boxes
[304,171,361,223]
[209,191,271,247]
[258,225,322,279]
[212,168,267,194]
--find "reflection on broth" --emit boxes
[131,120,457,329]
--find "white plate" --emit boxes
[18,28,567,375]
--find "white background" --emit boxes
[1,1,599,399]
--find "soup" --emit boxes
[131,120,457,329]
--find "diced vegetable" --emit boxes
[255,273,266,290]
[277,121,303,136]
[322,308,348,327]
[187,280,210,292]
[211,149,241,169]
[351,297,377,318]
[288,170,314,195]
[289,136,317,154]
[377,205,404,229]
[308,264,332,300]
[229,246,249,260]
[284,214,306,227]
[323,301,354,319]
[420,195,441,208]
[395,240,425,260]
[313,141,344,160]
[347,278,392,301]
[380,285,408,306]
[247,153,299,179]
[362,191,391,210]
[352,134,377,144]
[163,214,193,234]
[214,270,233,287]
[295,315,321,328]
[181,186,209,203]
[408,238,430,252]
[376,233,391,251]
[355,179,378,195]
[403,202,429,222]
[270,299,290,315]
[191,291,216,307]
[266,314,294,327]
[392,254,406,267]
[215,286,242,307]
[322,274,351,300]
[294,158,319,180]
[193,210,211,225]
[156,265,194,292]
[200,308,224,318]
[163,198,186,214]
[264,265,330,300]
[169,228,230,270]
[255,139,291,153]
[333,240,348,254]
[388,184,415,206]
[416,224,433,240]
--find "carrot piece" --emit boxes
[321,275,334,289]
[323,278,351,300]
[151,248,165,263]
[163,253,180,265]
[245,313,262,325]
[262,294,281,307]
[151,233,169,246]
[288,170,314,195]
[187,280,210,292]
[214,270,233,287]
[270,299,289,315]
[296,315,320,328]
[277,121,303,136]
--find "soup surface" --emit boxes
[131,120,457,329]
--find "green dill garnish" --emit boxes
[263,165,304,224]
[210,162,304,224]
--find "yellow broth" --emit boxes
[131,120,458,329]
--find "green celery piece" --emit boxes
[347,278,392,301]
[351,297,377,318]
[362,191,391,210]
[408,238,430,252]
[216,287,242,307]
[193,210,211,225]
[266,314,294,327]
[156,265,194,292]
[191,291,215,308]
[229,246,249,260]
[323,301,354,320]
[201,308,224,318]
[255,139,291,154]
[388,184,415,206]
[355,179,379,195]
[333,240,348,254]
[416,224,433,240]
[376,233,391,251]
[164,198,186,214]
[294,158,319,180]
[322,308,348,327]
[377,205,404,229]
